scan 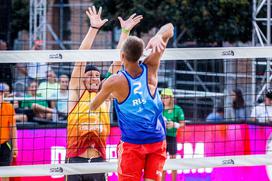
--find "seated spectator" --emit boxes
[251,89,272,123]
[37,70,60,98]
[51,74,69,120]
[13,63,30,97]
[206,107,224,122]
[27,40,51,81]
[231,89,247,121]
[20,80,55,121]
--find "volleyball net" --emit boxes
[0,47,272,180]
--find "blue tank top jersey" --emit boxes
[114,63,166,144]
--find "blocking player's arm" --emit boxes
[70,6,108,91]
[144,23,174,72]
[90,76,117,111]
[106,14,143,77]
[68,6,108,112]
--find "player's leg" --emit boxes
[117,141,145,181]
[168,136,177,181]
[144,141,167,181]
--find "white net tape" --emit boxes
[1,46,272,63]
[0,154,271,177]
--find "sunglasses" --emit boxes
[161,96,171,99]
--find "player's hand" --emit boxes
[86,6,108,29]
[118,13,143,32]
[145,34,166,53]
[166,121,174,128]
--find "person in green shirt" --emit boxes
[20,80,55,120]
[161,88,185,181]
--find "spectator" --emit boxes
[37,70,60,98]
[0,40,12,86]
[51,74,69,120]
[13,63,30,97]
[1,83,13,98]
[251,89,272,123]
[27,40,51,81]
[231,89,247,121]
[161,88,185,181]
[0,39,7,50]
[0,84,17,181]
[20,80,55,121]
[0,83,27,122]
[206,107,224,122]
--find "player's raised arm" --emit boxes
[107,14,143,76]
[68,6,108,112]
[144,23,174,71]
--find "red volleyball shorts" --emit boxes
[117,140,166,181]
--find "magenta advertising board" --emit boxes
[14,124,272,181]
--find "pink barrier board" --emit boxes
[12,124,272,181]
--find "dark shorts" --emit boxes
[166,136,177,155]
[0,141,12,166]
[66,157,106,181]
[15,108,34,121]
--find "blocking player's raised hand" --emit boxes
[118,13,143,32]
[86,6,108,29]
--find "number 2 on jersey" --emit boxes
[133,82,142,95]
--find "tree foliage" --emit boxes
[93,0,252,44]
[11,0,29,42]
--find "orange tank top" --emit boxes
[0,102,15,144]
[67,91,110,159]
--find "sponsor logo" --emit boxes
[179,143,213,174]
[49,53,63,59]
[80,122,103,132]
[222,50,235,56]
[50,167,63,173]
[222,159,235,165]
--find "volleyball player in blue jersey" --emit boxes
[90,23,174,181]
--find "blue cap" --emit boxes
[0,84,5,92]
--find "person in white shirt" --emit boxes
[51,74,69,119]
[251,89,272,123]
[27,40,51,81]
[37,70,60,98]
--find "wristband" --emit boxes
[105,72,112,79]
[91,26,100,30]
[121,28,130,34]
[174,122,180,129]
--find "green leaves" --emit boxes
[93,0,252,45]
[11,0,29,41]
